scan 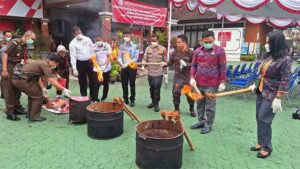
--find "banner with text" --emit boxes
[112,0,167,27]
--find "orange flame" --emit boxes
[129,61,138,70]
[181,85,204,100]
[161,111,181,123]
[111,48,118,61]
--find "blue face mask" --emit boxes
[26,38,34,45]
[5,37,11,42]
[203,43,213,49]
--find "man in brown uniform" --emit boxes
[1,30,13,99]
[12,54,71,122]
[143,35,167,112]
[168,35,196,117]
[1,30,35,121]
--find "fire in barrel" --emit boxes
[86,102,124,139]
[136,120,184,169]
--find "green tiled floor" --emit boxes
[0,71,299,169]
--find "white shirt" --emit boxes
[92,43,112,73]
[69,35,93,70]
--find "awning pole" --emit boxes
[165,1,173,89]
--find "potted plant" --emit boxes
[110,62,121,84]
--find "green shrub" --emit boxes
[240,54,255,61]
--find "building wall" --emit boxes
[244,22,271,44]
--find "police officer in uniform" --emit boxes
[92,37,112,102]
[1,30,13,99]
[12,54,71,122]
[143,35,167,112]
[118,32,139,107]
[1,30,34,121]
[168,35,196,117]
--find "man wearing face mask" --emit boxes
[92,37,112,102]
[117,32,139,107]
[12,54,71,122]
[1,30,35,121]
[142,35,167,112]
[69,26,97,101]
[0,30,13,99]
[190,30,227,134]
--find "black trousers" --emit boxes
[121,67,137,102]
[148,75,163,105]
[94,71,111,101]
[76,60,97,101]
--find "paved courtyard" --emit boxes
[0,67,299,169]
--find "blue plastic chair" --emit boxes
[228,71,256,100]
[286,73,299,103]
[244,63,253,74]
[227,65,240,79]
[226,65,233,81]
[236,63,247,76]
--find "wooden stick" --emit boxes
[136,62,166,66]
[191,84,201,94]
[178,119,195,151]
[123,106,135,120]
[123,105,142,123]
[215,88,252,97]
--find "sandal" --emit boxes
[250,145,262,151]
[257,148,272,158]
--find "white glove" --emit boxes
[163,74,168,83]
[218,83,226,92]
[190,78,196,87]
[179,59,187,69]
[93,67,97,72]
[73,69,78,77]
[63,88,72,98]
[122,63,128,69]
[249,84,257,93]
[161,62,167,66]
[42,87,49,98]
[141,66,145,71]
[271,98,282,113]
[100,65,106,71]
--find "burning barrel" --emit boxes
[69,96,91,123]
[87,102,124,139]
[136,120,184,169]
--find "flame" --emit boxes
[91,55,103,82]
[111,47,118,61]
[181,85,203,100]
[129,61,137,70]
[161,111,181,123]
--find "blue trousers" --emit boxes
[256,93,275,151]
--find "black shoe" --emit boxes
[200,124,212,134]
[15,107,27,115]
[28,117,47,123]
[154,105,160,112]
[6,114,20,121]
[101,97,106,102]
[250,145,262,151]
[257,148,272,158]
[190,122,205,129]
[26,114,30,119]
[147,103,154,109]
[190,110,196,117]
[125,100,129,105]
[130,102,135,107]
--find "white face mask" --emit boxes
[151,42,158,47]
[265,44,270,53]
[76,34,83,40]
[96,41,103,47]
[124,37,130,43]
